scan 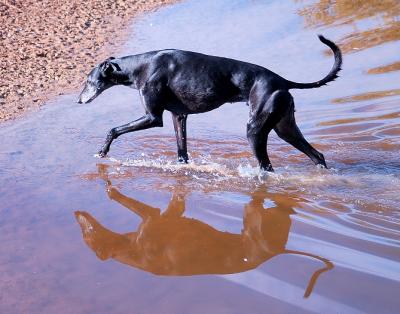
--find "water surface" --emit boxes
[1,0,400,313]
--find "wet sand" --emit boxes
[0,0,176,122]
[1,0,400,313]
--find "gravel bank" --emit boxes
[0,0,176,122]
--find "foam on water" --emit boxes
[107,156,235,179]
[96,152,400,215]
[103,154,395,185]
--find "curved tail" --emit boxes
[284,249,334,298]
[286,35,342,90]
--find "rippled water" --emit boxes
[1,0,400,313]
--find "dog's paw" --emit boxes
[97,150,107,158]
[106,186,117,199]
[260,164,274,172]
[177,156,189,164]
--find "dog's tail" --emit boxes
[285,35,342,90]
[284,249,334,298]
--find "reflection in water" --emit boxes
[332,88,400,103]
[298,0,400,54]
[298,0,400,102]
[368,61,400,75]
[75,165,333,298]
[318,110,400,126]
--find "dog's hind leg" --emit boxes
[172,113,188,163]
[247,89,292,171]
[274,107,327,168]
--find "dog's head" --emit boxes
[77,58,123,104]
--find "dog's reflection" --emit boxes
[75,165,332,297]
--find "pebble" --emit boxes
[0,0,177,122]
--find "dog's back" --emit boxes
[138,49,283,113]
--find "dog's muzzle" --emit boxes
[77,84,98,104]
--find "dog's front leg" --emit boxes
[98,114,163,157]
[172,113,188,163]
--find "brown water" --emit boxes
[1,1,400,313]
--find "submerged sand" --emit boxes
[0,0,176,122]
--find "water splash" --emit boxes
[95,152,400,215]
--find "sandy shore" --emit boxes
[0,0,177,122]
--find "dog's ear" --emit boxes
[100,60,121,76]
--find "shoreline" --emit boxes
[0,0,177,123]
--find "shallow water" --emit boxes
[1,0,400,313]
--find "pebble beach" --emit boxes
[0,0,176,122]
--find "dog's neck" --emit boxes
[110,69,132,87]
[112,54,152,89]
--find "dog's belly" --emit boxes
[168,76,244,114]
[168,95,235,114]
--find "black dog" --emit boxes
[78,35,342,171]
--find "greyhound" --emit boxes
[77,35,342,171]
